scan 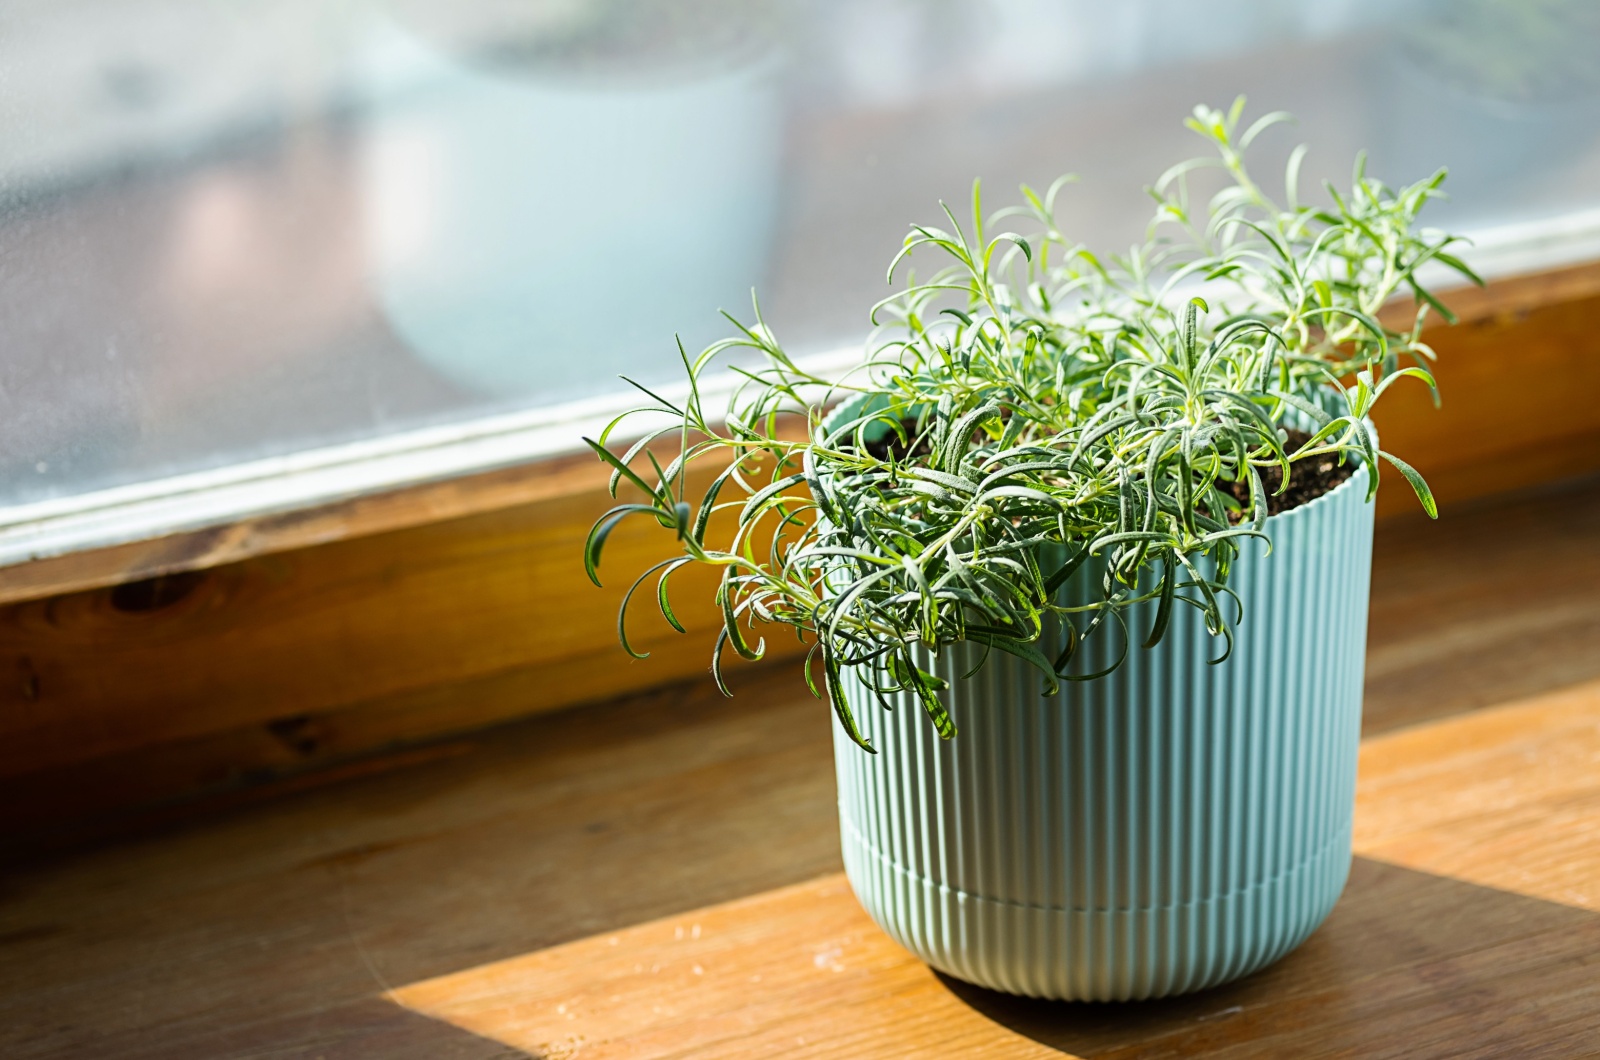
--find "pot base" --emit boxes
[842,820,1351,1001]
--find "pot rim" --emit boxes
[807,390,1372,533]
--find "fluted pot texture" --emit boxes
[831,456,1375,1001]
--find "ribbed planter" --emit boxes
[830,449,1375,1000]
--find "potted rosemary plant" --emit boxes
[584,100,1475,1000]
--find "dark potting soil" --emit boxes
[861,419,934,462]
[1219,428,1354,519]
[855,422,1352,518]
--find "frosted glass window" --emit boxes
[3,0,1599,508]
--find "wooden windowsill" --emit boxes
[2,475,1597,1055]
[402,668,1600,1056]
[4,257,1600,610]
[2,260,1600,844]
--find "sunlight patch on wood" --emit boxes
[390,679,1600,1057]
[1354,678,1600,911]
[391,874,1070,1060]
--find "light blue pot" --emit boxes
[830,435,1375,1000]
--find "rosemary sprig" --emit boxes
[585,99,1475,750]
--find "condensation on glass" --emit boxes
[3,0,1599,507]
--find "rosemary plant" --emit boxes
[584,100,1477,751]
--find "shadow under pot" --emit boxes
[822,395,1376,1001]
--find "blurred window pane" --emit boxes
[4,0,1599,508]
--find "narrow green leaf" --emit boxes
[740,472,807,526]
[1143,557,1177,649]
[718,571,766,661]
[1378,449,1437,519]
[583,504,662,587]
[825,649,875,753]
[584,437,665,503]
[656,557,693,633]
[894,649,955,739]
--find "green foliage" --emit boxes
[583,100,1475,751]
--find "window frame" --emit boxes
[5,248,1600,845]
[3,209,1600,605]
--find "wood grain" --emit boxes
[4,472,1598,853]
[4,271,1600,841]
[393,682,1600,1060]
[389,862,1600,1060]
[3,259,1595,610]
[1355,679,1600,910]
[396,875,1066,1060]
[0,449,605,607]
[1362,472,1600,735]
[1,493,1597,1058]
[393,678,1600,1059]
[1370,275,1600,518]
[0,461,801,783]
[0,663,845,1059]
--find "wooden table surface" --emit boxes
[397,678,1600,1059]
[3,479,1599,1059]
